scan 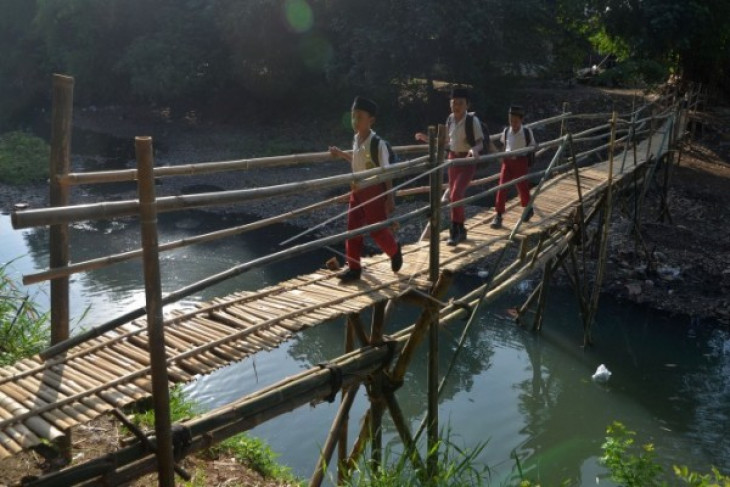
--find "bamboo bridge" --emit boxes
[0,75,697,486]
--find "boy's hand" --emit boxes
[414,132,427,143]
[329,146,345,159]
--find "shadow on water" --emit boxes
[233,274,729,486]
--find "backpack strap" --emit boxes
[370,134,395,167]
[465,113,476,148]
[370,134,381,167]
[524,127,532,146]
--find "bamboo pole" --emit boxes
[584,112,618,346]
[135,136,175,487]
[12,159,427,229]
[391,270,454,383]
[59,145,430,187]
[427,124,446,477]
[25,342,396,487]
[532,259,554,331]
[48,73,74,461]
[310,385,359,487]
[337,318,357,483]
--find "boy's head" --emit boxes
[508,105,525,130]
[449,87,470,117]
[351,96,377,133]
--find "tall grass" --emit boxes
[0,262,49,365]
[341,429,490,487]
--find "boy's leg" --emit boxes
[494,162,511,215]
[360,185,398,257]
[514,157,531,207]
[345,194,366,270]
[449,164,476,224]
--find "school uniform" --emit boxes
[446,113,484,224]
[345,130,399,271]
[495,125,536,214]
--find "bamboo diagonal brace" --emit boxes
[389,270,454,385]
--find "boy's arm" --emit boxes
[329,146,352,162]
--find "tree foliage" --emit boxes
[0,0,728,129]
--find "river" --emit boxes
[1,211,728,486]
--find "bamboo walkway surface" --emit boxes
[0,123,674,460]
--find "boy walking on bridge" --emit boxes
[329,96,403,283]
[415,88,485,245]
[491,105,536,229]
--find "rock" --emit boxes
[658,265,681,281]
[626,281,643,296]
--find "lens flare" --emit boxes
[285,0,313,33]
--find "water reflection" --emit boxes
[3,213,729,485]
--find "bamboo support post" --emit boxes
[310,385,359,487]
[532,258,554,331]
[135,136,175,487]
[584,112,618,346]
[391,270,453,384]
[48,73,74,461]
[427,124,446,477]
[337,315,358,483]
[384,391,425,471]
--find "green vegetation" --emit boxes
[129,386,299,484]
[342,435,489,487]
[130,385,201,430]
[205,433,298,483]
[601,421,664,486]
[0,131,49,184]
[0,262,49,365]
[599,422,730,487]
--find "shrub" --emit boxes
[0,131,49,184]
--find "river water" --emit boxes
[1,210,728,486]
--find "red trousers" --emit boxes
[346,183,398,270]
[495,156,531,214]
[448,152,475,224]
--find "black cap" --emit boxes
[450,87,470,101]
[352,96,378,116]
[509,105,525,117]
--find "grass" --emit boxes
[128,386,300,484]
[341,430,490,487]
[204,433,299,483]
[0,262,49,365]
[129,385,201,430]
[0,131,49,184]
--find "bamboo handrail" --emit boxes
[12,157,429,229]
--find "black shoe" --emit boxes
[490,213,503,229]
[391,244,403,273]
[457,223,467,243]
[524,207,534,222]
[446,221,459,246]
[338,267,361,283]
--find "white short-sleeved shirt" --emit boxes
[351,130,390,173]
[500,125,537,152]
[447,113,484,153]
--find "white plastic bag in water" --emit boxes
[592,364,612,383]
